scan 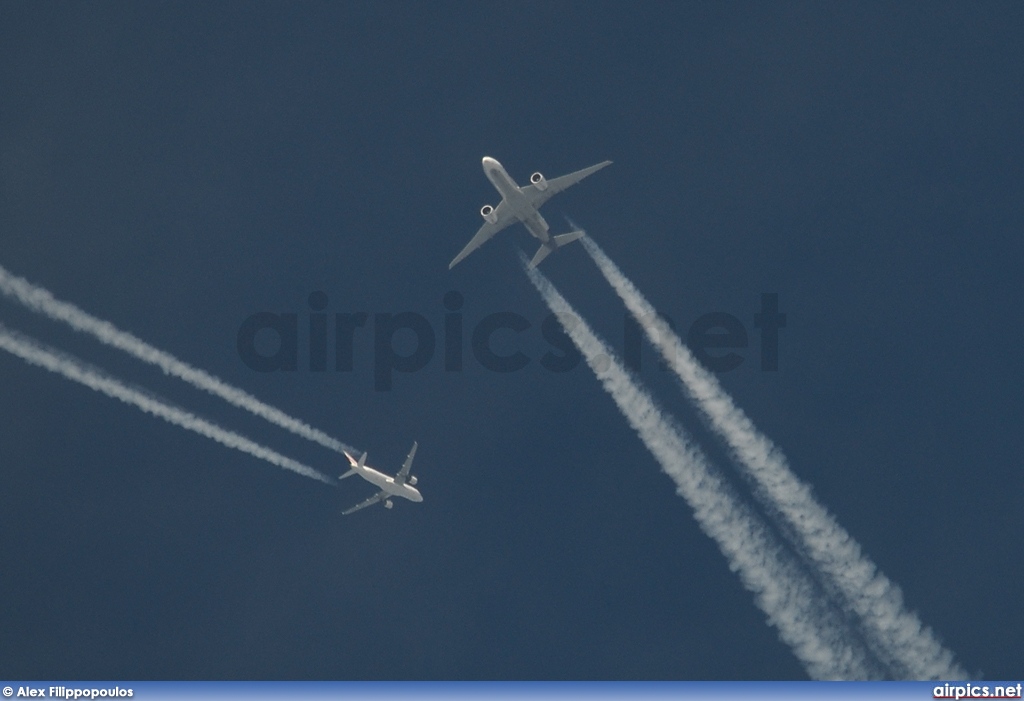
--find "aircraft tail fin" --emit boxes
[340,450,367,479]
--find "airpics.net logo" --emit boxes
[235,291,786,391]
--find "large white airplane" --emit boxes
[339,442,422,515]
[450,156,612,269]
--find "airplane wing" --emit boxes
[394,441,418,485]
[449,201,516,269]
[520,160,612,210]
[342,490,387,516]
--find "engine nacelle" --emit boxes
[408,476,418,486]
[384,499,394,509]
[530,172,548,191]
[480,204,498,224]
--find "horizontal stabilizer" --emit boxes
[529,244,554,268]
[553,230,585,247]
[339,468,357,480]
[528,229,585,268]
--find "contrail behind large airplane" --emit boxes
[521,256,883,680]
[580,235,965,679]
[0,264,357,455]
[0,323,335,485]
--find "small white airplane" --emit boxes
[339,441,423,515]
[450,156,612,269]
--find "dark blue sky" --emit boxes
[1,1,1021,680]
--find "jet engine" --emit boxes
[408,476,418,486]
[384,499,394,509]
[530,172,548,191]
[480,204,498,224]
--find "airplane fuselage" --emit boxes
[351,463,423,503]
[482,157,551,243]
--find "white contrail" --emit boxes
[580,235,965,679]
[0,323,335,485]
[522,258,882,680]
[0,264,357,455]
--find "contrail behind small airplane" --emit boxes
[580,235,965,680]
[0,323,334,485]
[0,264,357,455]
[521,256,883,680]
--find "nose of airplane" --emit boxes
[482,156,497,167]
